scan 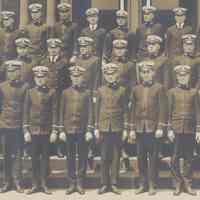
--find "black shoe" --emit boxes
[184,185,197,196]
[173,182,182,196]
[26,186,40,195]
[135,186,146,195]
[110,185,121,195]
[0,184,12,193]
[76,184,85,195]
[66,184,76,195]
[41,186,52,195]
[15,184,24,193]
[98,185,108,195]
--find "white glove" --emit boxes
[85,131,93,142]
[94,129,100,140]
[50,130,58,143]
[196,132,200,144]
[59,132,67,142]
[122,129,128,141]
[129,130,136,141]
[24,132,32,143]
[70,56,77,64]
[155,129,164,139]
[167,130,175,142]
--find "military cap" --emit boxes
[1,11,15,20]
[146,35,163,44]
[138,60,155,71]
[116,9,128,18]
[47,38,63,48]
[182,34,197,44]
[78,36,94,46]
[32,66,49,77]
[28,3,43,12]
[174,65,191,75]
[85,8,99,16]
[173,7,187,16]
[69,65,86,77]
[4,60,23,72]
[102,62,119,75]
[15,37,31,48]
[57,3,71,12]
[113,39,128,49]
[142,6,157,14]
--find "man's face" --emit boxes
[140,68,154,82]
[87,15,99,25]
[147,43,160,55]
[34,76,47,86]
[113,47,126,57]
[176,74,190,85]
[31,11,42,21]
[71,75,83,86]
[183,43,195,55]
[80,45,92,56]
[2,18,14,28]
[116,17,127,27]
[17,46,29,57]
[7,69,21,81]
[48,46,61,57]
[143,13,154,23]
[59,10,71,22]
[175,15,186,24]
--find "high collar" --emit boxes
[112,56,127,63]
[176,23,184,29]
[89,24,98,31]
[142,80,154,87]
[177,84,190,90]
[106,82,119,89]
[36,85,49,92]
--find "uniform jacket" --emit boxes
[23,86,57,135]
[130,82,167,133]
[0,81,28,129]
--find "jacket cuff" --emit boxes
[157,122,165,129]
[129,123,136,131]
[87,125,94,132]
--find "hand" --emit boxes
[129,130,136,142]
[196,132,200,144]
[94,129,100,141]
[167,130,175,143]
[69,56,77,64]
[24,132,32,143]
[59,132,67,142]
[122,129,128,141]
[50,130,57,143]
[85,131,93,142]
[155,129,164,139]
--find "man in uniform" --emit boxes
[0,60,28,193]
[94,62,129,195]
[52,2,79,59]
[137,34,170,89]
[58,65,93,195]
[80,8,106,58]
[23,66,57,195]
[22,3,47,57]
[103,9,135,63]
[129,60,166,195]
[167,65,198,196]
[168,34,200,88]
[136,6,164,59]
[165,7,193,58]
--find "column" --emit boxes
[120,0,125,10]
[19,0,29,28]
[197,0,200,29]
[0,0,2,12]
[46,0,56,27]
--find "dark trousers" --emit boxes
[0,129,23,186]
[66,133,88,186]
[100,132,122,187]
[31,135,49,187]
[172,134,195,185]
[136,133,158,188]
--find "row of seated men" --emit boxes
[0,1,200,197]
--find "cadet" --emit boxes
[136,6,164,59]
[80,8,106,58]
[137,34,170,89]
[71,36,100,92]
[103,9,135,63]
[58,65,93,195]
[167,65,198,196]
[0,60,28,193]
[165,7,193,58]
[169,34,200,88]
[23,3,47,57]
[94,62,129,195]
[129,60,166,195]
[23,66,57,195]
[52,2,79,59]
[0,11,17,63]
